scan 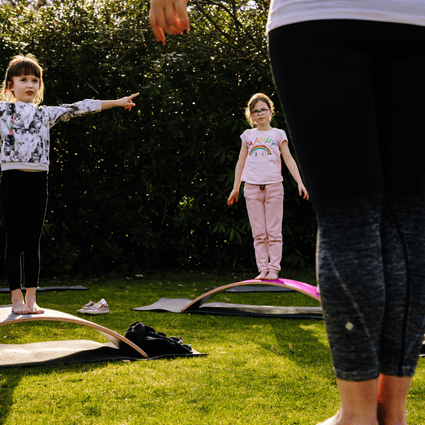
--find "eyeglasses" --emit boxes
[251,107,269,115]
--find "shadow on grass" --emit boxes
[270,319,332,372]
[0,358,116,425]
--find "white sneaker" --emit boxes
[77,300,95,314]
[84,298,110,315]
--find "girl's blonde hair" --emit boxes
[0,54,44,105]
[245,93,274,128]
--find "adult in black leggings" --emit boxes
[269,20,425,425]
[148,3,425,424]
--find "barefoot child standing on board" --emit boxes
[0,54,139,315]
[227,93,308,280]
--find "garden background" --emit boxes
[0,0,316,277]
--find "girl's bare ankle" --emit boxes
[11,289,24,304]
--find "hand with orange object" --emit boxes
[149,0,190,45]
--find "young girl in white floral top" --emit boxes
[0,54,138,315]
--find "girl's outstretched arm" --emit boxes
[280,141,309,200]
[150,0,190,45]
[101,93,140,111]
[227,143,248,205]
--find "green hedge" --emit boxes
[0,0,316,276]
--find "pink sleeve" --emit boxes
[240,129,249,146]
[278,129,288,146]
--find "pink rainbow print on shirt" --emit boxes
[249,145,272,156]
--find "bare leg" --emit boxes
[11,288,31,315]
[317,378,379,425]
[25,287,44,314]
[377,374,410,425]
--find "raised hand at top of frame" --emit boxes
[149,0,190,45]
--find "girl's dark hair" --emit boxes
[1,54,44,104]
[245,93,274,128]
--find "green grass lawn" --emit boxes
[0,268,424,425]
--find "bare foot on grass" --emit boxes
[316,414,339,425]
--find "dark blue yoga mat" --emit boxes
[0,286,88,293]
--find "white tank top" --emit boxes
[267,1,425,33]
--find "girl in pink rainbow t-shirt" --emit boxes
[227,93,309,280]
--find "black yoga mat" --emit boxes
[0,286,88,293]
[0,339,206,368]
[133,297,323,319]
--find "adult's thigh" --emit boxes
[269,21,384,206]
[376,45,425,198]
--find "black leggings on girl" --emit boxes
[0,170,48,291]
[269,20,425,381]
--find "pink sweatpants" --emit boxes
[244,182,284,273]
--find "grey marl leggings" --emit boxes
[269,20,425,381]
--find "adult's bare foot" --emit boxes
[317,414,339,425]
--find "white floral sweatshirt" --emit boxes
[0,99,102,171]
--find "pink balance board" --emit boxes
[181,278,320,312]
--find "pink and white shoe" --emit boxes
[77,300,96,314]
[84,298,110,315]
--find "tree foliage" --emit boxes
[0,0,316,276]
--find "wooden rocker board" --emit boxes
[0,340,142,367]
[224,285,294,293]
[181,278,320,312]
[0,305,148,359]
[133,278,322,318]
